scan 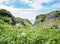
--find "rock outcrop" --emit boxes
[34,10,60,29]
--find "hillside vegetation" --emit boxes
[0,9,60,44]
[34,10,60,29]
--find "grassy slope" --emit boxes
[0,21,60,44]
[34,10,60,29]
[0,9,60,44]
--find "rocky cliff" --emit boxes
[34,10,60,29]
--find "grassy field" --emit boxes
[0,23,60,44]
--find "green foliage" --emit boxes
[15,17,32,27]
[35,14,46,25]
[36,14,46,21]
[0,9,12,17]
[0,9,60,44]
[15,17,23,23]
[24,19,32,25]
[0,26,60,44]
[0,9,16,26]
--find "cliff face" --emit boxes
[34,10,60,29]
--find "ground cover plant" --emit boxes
[0,9,60,44]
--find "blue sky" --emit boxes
[42,0,60,6]
[0,0,60,24]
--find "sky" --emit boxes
[0,0,60,24]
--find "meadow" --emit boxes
[0,23,60,44]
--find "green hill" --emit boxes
[15,17,32,28]
[0,9,32,28]
[34,10,60,29]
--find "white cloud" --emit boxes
[0,0,10,4]
[0,5,41,20]
[20,0,52,9]
[20,0,32,3]
[0,5,41,24]
[0,0,15,6]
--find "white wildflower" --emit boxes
[21,32,26,37]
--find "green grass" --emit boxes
[0,17,60,44]
[0,23,60,44]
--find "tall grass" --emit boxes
[0,25,60,44]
